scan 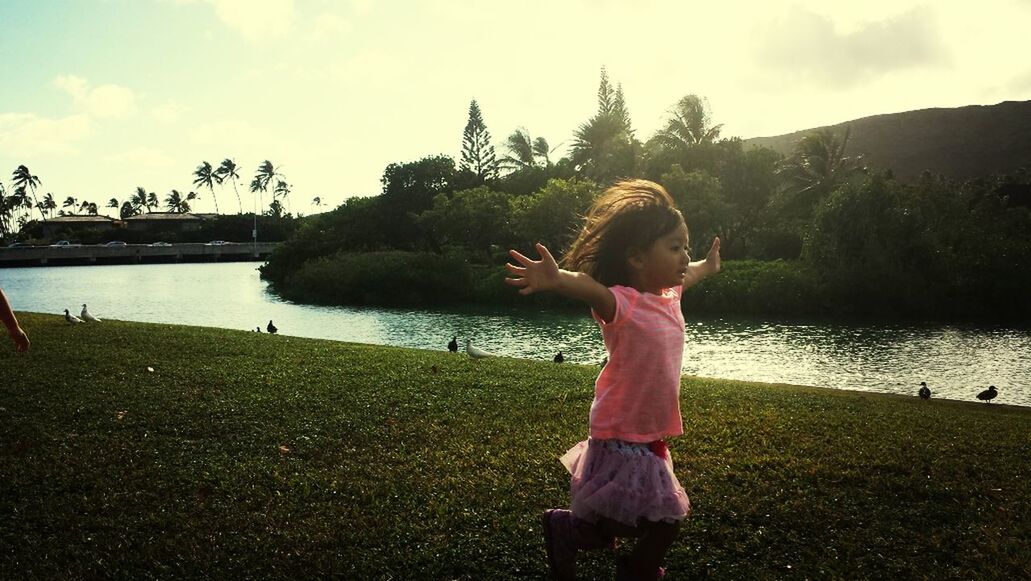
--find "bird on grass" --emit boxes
[466,340,494,359]
[554,351,564,363]
[255,327,261,332]
[64,309,83,324]
[80,304,101,323]
[976,385,998,403]
[918,382,931,400]
[448,335,458,353]
[267,320,278,334]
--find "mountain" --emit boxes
[743,100,1031,182]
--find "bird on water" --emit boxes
[918,382,931,400]
[448,335,458,353]
[976,385,998,403]
[267,320,278,334]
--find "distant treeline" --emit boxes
[260,71,1031,321]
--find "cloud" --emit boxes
[755,6,948,87]
[204,0,295,41]
[104,147,177,168]
[0,113,93,157]
[151,101,189,123]
[53,75,137,119]
[312,12,352,42]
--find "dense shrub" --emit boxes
[275,251,475,307]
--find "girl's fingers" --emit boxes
[508,249,533,266]
[535,242,556,263]
[505,262,526,275]
[504,277,527,287]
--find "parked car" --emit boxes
[204,240,232,246]
[6,242,32,248]
[148,241,172,247]
[102,240,127,247]
[50,240,80,247]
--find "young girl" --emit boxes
[506,179,720,580]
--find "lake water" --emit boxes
[2,262,1029,406]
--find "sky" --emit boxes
[2,0,1031,215]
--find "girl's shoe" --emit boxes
[615,555,666,580]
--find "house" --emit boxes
[41,215,120,238]
[123,212,213,233]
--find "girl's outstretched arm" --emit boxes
[506,243,616,323]
[683,237,721,290]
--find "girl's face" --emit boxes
[629,219,691,294]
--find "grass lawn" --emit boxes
[2,312,1029,579]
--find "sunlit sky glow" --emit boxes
[2,0,1030,213]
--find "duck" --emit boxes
[80,304,101,323]
[918,382,931,400]
[976,385,998,403]
[267,320,278,334]
[554,351,564,363]
[64,309,83,324]
[466,340,494,359]
[256,327,261,332]
[448,335,458,353]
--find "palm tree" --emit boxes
[777,127,865,198]
[273,179,291,215]
[107,198,120,212]
[164,190,198,213]
[653,94,723,149]
[502,127,537,171]
[312,196,322,209]
[147,191,160,212]
[252,160,280,216]
[63,196,79,212]
[130,187,149,214]
[192,161,220,214]
[215,158,243,214]
[11,165,45,222]
[77,200,91,214]
[42,193,57,218]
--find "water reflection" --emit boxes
[2,262,1028,406]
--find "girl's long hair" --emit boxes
[562,179,684,287]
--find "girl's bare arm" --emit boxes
[683,237,721,290]
[505,243,616,323]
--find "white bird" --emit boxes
[64,309,83,324]
[466,340,494,359]
[81,304,101,322]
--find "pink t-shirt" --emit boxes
[589,285,685,443]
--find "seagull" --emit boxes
[918,382,931,400]
[554,351,564,363]
[447,335,458,353]
[976,385,998,403]
[80,304,101,322]
[64,309,83,324]
[255,327,261,332]
[466,340,494,359]
[267,320,278,334]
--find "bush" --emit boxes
[683,260,823,317]
[275,251,475,307]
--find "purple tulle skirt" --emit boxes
[560,438,691,527]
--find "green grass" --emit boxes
[2,313,1029,579]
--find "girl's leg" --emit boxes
[599,518,680,581]
[542,509,616,580]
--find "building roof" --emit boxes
[47,214,118,223]
[123,212,205,222]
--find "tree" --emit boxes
[192,161,221,214]
[42,193,57,218]
[775,127,866,218]
[510,178,599,251]
[312,196,322,209]
[570,68,639,183]
[11,165,45,222]
[129,187,155,214]
[63,196,78,211]
[653,95,723,151]
[252,160,280,215]
[273,179,291,215]
[459,99,498,184]
[215,159,243,214]
[415,186,514,259]
[165,190,197,213]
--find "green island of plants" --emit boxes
[2,313,1028,579]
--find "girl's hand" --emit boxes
[706,237,721,275]
[9,326,29,352]
[505,243,561,295]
